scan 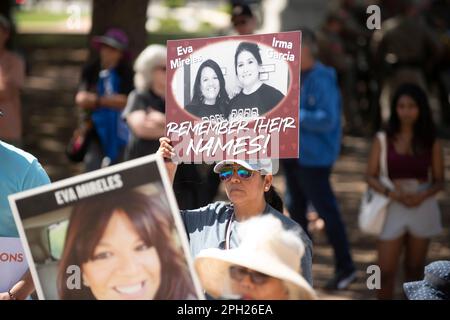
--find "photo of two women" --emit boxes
[174,40,290,122]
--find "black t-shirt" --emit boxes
[228,83,284,120]
[185,103,227,122]
[122,89,165,160]
[78,59,134,94]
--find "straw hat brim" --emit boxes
[195,248,317,300]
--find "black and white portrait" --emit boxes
[171,40,290,122]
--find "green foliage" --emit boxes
[158,17,183,33]
[164,0,186,9]
[15,11,71,23]
[218,3,233,15]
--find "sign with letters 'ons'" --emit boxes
[0,237,28,293]
[8,155,204,300]
[166,31,301,163]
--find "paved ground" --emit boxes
[20,47,449,300]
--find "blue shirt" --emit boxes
[0,141,51,237]
[299,62,342,167]
[92,68,130,162]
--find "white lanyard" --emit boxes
[224,212,234,250]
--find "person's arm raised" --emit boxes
[158,137,177,185]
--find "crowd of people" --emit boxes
[0,0,449,301]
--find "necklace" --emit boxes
[224,212,235,250]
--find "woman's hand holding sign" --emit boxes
[158,137,177,184]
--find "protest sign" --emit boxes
[8,154,204,300]
[166,31,301,163]
[0,237,28,293]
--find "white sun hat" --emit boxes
[194,215,317,300]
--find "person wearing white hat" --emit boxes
[195,215,317,300]
[158,137,313,285]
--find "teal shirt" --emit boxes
[0,141,51,237]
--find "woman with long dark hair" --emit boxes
[185,59,229,122]
[158,138,313,285]
[57,190,197,300]
[366,83,444,299]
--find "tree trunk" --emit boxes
[90,0,149,61]
[0,0,13,20]
[0,0,16,49]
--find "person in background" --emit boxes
[282,28,356,290]
[122,44,166,160]
[75,28,134,171]
[122,44,200,210]
[366,83,444,299]
[230,4,257,35]
[0,15,25,146]
[159,138,313,285]
[0,110,51,300]
[195,215,317,300]
[317,12,361,133]
[371,0,441,128]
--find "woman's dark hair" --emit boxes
[190,59,229,107]
[58,189,196,300]
[264,185,284,213]
[234,41,262,75]
[386,83,436,154]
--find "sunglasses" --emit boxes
[229,265,270,285]
[218,166,253,181]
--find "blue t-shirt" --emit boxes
[299,62,342,167]
[0,141,51,237]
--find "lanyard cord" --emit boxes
[224,212,234,250]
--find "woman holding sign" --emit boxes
[158,137,313,286]
[185,59,229,122]
[57,190,197,300]
[228,42,285,121]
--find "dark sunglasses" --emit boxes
[218,166,253,181]
[229,265,270,285]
